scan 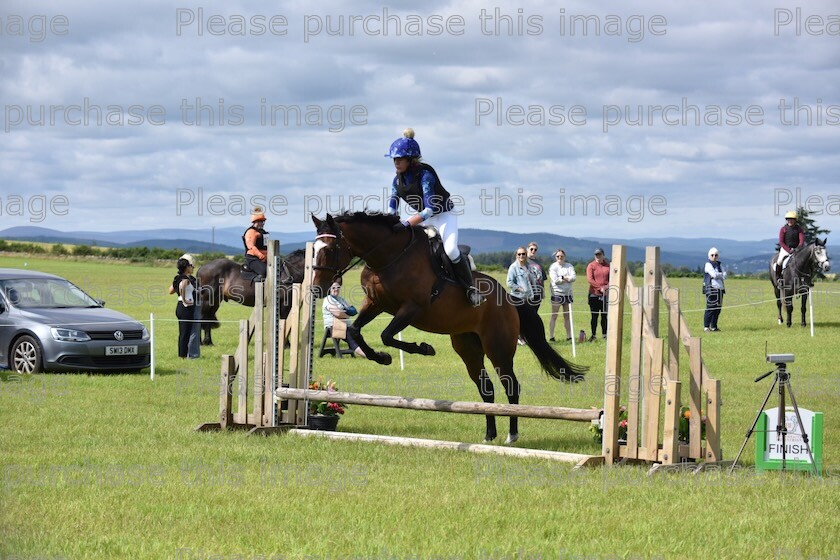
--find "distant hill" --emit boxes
[0,226,777,272]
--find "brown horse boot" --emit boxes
[453,257,485,307]
[775,264,784,287]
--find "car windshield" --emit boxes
[0,278,101,309]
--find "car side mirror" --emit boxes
[0,301,5,314]
[96,299,106,307]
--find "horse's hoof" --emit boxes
[777,319,783,325]
[504,433,519,445]
[420,343,436,356]
[376,352,393,366]
[484,436,496,444]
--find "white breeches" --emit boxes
[425,211,460,262]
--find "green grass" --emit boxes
[1,255,839,559]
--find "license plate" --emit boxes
[105,346,138,356]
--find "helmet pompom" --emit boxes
[403,128,415,139]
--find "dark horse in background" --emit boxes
[196,251,305,345]
[769,239,830,327]
[312,211,587,445]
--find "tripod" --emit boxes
[729,362,819,476]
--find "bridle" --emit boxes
[788,243,828,289]
[312,232,361,283]
[312,221,418,282]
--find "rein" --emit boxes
[314,223,417,282]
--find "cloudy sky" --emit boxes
[2,0,838,241]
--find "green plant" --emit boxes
[589,406,626,443]
[308,378,346,417]
[678,406,706,442]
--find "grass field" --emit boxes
[1,254,839,560]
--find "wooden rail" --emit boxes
[277,388,600,422]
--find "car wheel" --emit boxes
[11,335,43,373]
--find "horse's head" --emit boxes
[311,213,354,298]
[814,238,830,273]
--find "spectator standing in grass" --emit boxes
[703,247,726,332]
[548,248,576,342]
[173,257,198,359]
[585,248,610,341]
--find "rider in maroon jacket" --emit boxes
[775,210,805,286]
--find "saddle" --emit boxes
[239,259,295,285]
[424,226,474,302]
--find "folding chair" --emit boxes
[317,319,355,358]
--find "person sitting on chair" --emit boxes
[322,281,366,358]
[776,210,805,287]
[243,207,269,280]
[386,127,484,307]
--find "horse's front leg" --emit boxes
[785,293,794,328]
[348,301,392,366]
[800,292,808,327]
[774,289,784,325]
[379,303,435,356]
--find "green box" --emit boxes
[756,407,823,474]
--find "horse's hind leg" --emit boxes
[451,333,497,443]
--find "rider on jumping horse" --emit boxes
[386,128,484,306]
[243,207,268,280]
[775,210,805,287]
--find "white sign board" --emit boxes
[763,407,815,463]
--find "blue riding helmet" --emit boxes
[386,137,421,158]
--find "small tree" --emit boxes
[796,206,830,244]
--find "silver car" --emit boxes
[0,268,151,373]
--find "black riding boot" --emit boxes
[775,264,783,287]
[453,257,484,307]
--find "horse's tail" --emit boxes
[515,303,588,381]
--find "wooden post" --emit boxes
[706,379,722,462]
[296,243,316,426]
[625,285,643,460]
[665,287,680,382]
[689,337,703,460]
[644,247,660,329]
[642,338,664,462]
[252,282,265,425]
[234,319,249,426]
[661,379,681,464]
[219,355,235,428]
[602,244,627,465]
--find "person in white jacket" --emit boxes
[548,249,576,341]
[702,247,726,332]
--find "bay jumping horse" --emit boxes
[196,251,305,345]
[769,239,830,327]
[312,211,587,444]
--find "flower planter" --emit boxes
[308,414,340,431]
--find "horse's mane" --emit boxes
[283,248,305,260]
[333,210,399,227]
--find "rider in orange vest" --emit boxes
[243,208,268,279]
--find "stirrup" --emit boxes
[467,287,485,307]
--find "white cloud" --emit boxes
[0,0,837,242]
